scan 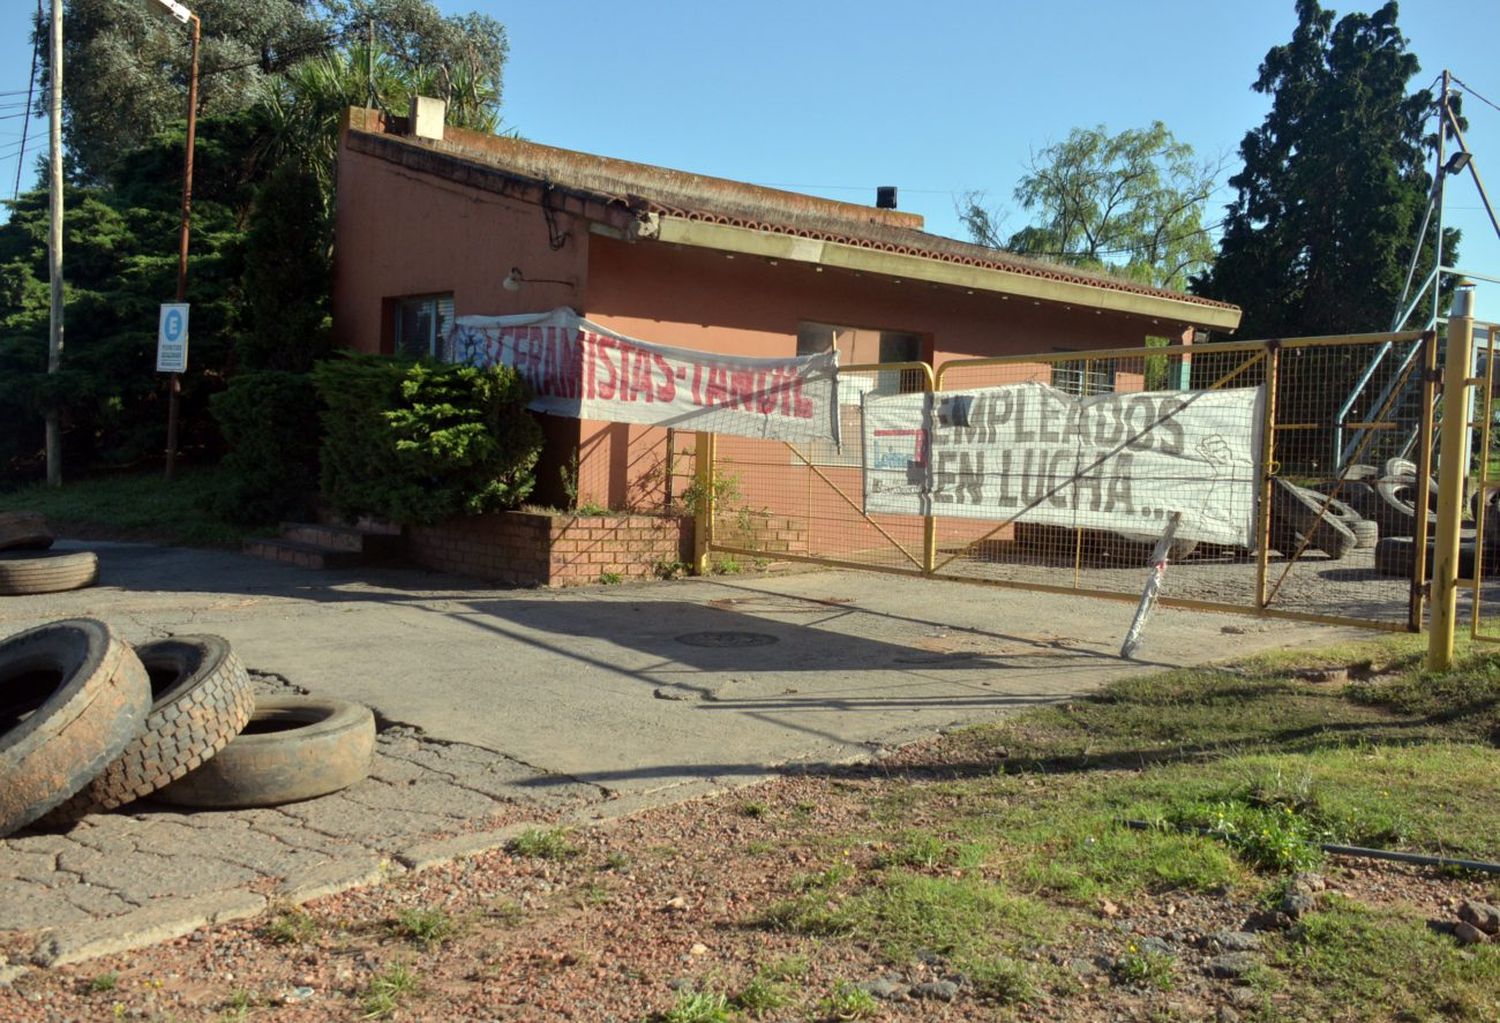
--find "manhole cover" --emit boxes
[675,630,779,648]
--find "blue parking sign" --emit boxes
[156,303,190,372]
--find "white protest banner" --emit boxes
[863,381,1262,547]
[446,308,839,444]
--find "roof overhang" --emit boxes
[643,216,1242,332]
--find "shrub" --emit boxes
[208,371,322,525]
[312,355,542,524]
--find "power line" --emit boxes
[1453,75,1500,116]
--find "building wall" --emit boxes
[332,145,590,356]
[334,140,1196,524]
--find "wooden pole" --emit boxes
[164,12,198,481]
[45,0,62,487]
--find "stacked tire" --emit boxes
[0,512,100,596]
[1268,479,1357,560]
[0,619,374,837]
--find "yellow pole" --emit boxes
[1429,281,1477,670]
[692,431,716,576]
[1254,343,1280,608]
[923,369,936,574]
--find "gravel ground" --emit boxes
[1,735,1492,1023]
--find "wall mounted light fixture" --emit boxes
[502,267,574,291]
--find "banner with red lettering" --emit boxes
[445,308,839,444]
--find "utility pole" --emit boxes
[367,18,375,107]
[161,0,199,481]
[45,0,63,487]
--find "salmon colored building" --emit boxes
[332,106,1242,514]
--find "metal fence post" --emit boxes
[1411,330,1439,632]
[923,364,936,574]
[1429,282,1477,670]
[1254,341,1281,609]
[692,431,716,576]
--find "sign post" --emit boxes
[157,302,189,478]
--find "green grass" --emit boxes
[507,827,579,860]
[661,989,731,1023]
[87,972,118,993]
[815,981,878,1020]
[360,964,420,1019]
[730,974,789,1016]
[750,638,1500,1015]
[389,907,457,948]
[1112,945,1176,990]
[0,468,254,546]
[262,909,320,946]
[1269,898,1500,1019]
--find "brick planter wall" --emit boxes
[406,510,693,587]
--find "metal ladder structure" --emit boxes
[1334,70,1500,472]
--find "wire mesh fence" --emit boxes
[709,333,1440,630]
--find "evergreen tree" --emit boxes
[1194,0,1456,338]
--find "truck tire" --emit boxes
[0,512,52,553]
[1271,480,1357,559]
[0,551,98,596]
[152,696,374,809]
[42,636,255,822]
[0,619,150,836]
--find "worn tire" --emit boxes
[1374,536,1478,579]
[0,619,151,836]
[1384,457,1418,480]
[1270,480,1356,559]
[1351,519,1379,549]
[42,636,255,822]
[1312,479,1379,521]
[1373,477,1438,538]
[1374,536,1417,577]
[153,696,374,808]
[0,551,98,596]
[0,512,53,553]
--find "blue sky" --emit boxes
[3,0,1497,322]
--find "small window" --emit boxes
[1050,349,1115,396]
[797,321,927,395]
[393,293,454,359]
[796,321,928,467]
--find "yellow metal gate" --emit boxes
[706,332,1435,632]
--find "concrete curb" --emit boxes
[276,854,402,906]
[16,772,809,969]
[393,822,535,872]
[31,890,267,967]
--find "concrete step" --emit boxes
[242,538,369,571]
[279,522,403,557]
[277,519,405,558]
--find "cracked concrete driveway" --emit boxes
[1,539,1370,965]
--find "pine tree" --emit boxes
[1194,0,1456,338]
